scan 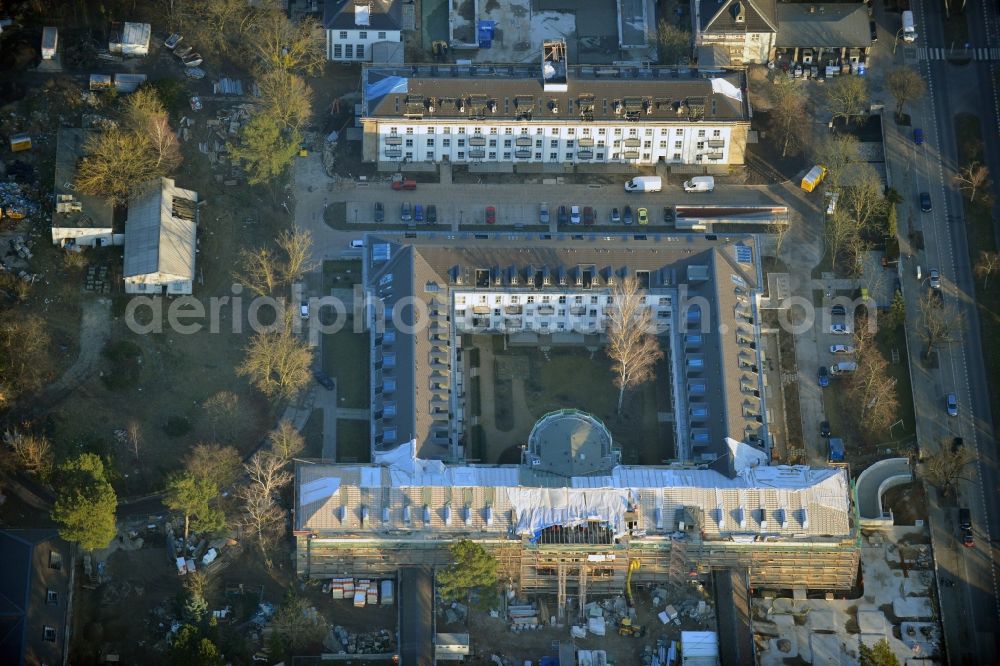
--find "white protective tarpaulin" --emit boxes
[710,77,743,103]
[504,487,632,537]
[300,477,340,506]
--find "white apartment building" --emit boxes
[324,0,401,62]
[361,45,750,169]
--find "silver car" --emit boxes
[929,269,941,289]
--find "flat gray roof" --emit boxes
[52,128,115,231]
[776,3,871,48]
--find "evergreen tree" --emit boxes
[437,540,498,601]
[859,639,900,666]
[51,454,118,551]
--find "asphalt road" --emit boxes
[903,0,1000,661]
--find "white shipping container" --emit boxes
[353,591,366,607]
[380,580,395,606]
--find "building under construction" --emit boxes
[295,428,860,602]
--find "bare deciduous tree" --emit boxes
[847,340,899,435]
[203,390,248,442]
[825,209,858,273]
[824,76,869,125]
[606,277,664,414]
[657,20,690,65]
[0,313,53,407]
[766,78,810,158]
[241,451,293,569]
[923,446,975,497]
[185,443,243,489]
[953,162,990,203]
[844,163,886,233]
[238,327,314,401]
[246,4,326,75]
[234,246,283,297]
[885,67,926,120]
[917,291,966,359]
[257,70,313,132]
[975,250,1000,288]
[277,228,317,284]
[126,421,142,463]
[268,420,305,463]
[812,134,859,191]
[3,427,54,478]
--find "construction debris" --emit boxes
[213,78,244,96]
[324,626,396,655]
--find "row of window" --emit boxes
[390,126,725,137]
[394,138,722,150]
[458,295,671,305]
[390,151,721,162]
[332,43,365,59]
[337,30,388,39]
[457,308,671,319]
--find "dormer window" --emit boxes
[734,2,746,22]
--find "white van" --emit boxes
[902,11,917,42]
[683,176,715,193]
[624,176,662,193]
[830,361,858,375]
[350,239,364,248]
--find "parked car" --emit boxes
[558,206,569,225]
[300,302,310,318]
[913,127,924,144]
[946,393,958,416]
[400,202,412,222]
[583,206,594,225]
[623,205,633,225]
[830,304,846,316]
[414,204,424,223]
[611,207,621,224]
[164,33,183,50]
[391,177,417,190]
[570,206,581,225]
[174,44,193,58]
[189,96,202,111]
[830,323,851,334]
[869,20,878,42]
[920,191,932,212]
[830,344,854,354]
[929,268,941,289]
[427,205,437,224]
[374,202,384,222]
[663,207,674,224]
[637,207,648,225]
[313,370,335,391]
[539,203,550,224]
[818,366,829,388]
[350,239,365,248]
[962,528,975,548]
[485,206,496,224]
[820,420,831,438]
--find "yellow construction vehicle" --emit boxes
[625,558,640,607]
[618,617,645,638]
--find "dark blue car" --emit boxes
[913,128,924,145]
[818,366,829,388]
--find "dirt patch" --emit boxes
[882,482,928,525]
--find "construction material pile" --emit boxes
[325,626,396,655]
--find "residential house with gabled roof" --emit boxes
[694,0,778,66]
[123,177,198,295]
[324,0,402,62]
[0,530,72,666]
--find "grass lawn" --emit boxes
[321,317,369,408]
[323,259,362,292]
[821,325,917,470]
[336,420,371,463]
[517,347,673,464]
[953,113,1000,443]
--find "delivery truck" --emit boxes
[830,361,858,375]
[624,176,662,193]
[901,11,917,43]
[800,165,827,192]
[682,176,715,193]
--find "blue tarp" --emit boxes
[828,438,845,462]
[365,73,408,110]
[477,20,495,48]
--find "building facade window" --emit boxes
[333,44,343,58]
[359,31,368,38]
[339,31,348,39]
[345,44,353,58]
[356,44,364,58]
[378,31,386,39]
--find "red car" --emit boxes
[391,177,417,190]
[485,206,496,224]
[583,206,595,225]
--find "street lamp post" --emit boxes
[893,27,905,55]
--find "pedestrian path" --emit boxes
[916,46,1000,61]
